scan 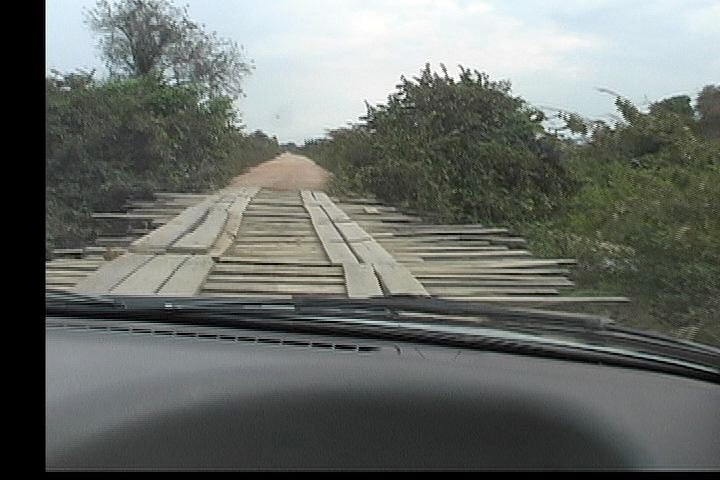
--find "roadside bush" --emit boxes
[302,64,576,223]
[46,70,279,257]
[302,66,719,345]
[523,90,720,344]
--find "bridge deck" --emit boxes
[46,187,628,306]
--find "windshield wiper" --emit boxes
[46,289,720,383]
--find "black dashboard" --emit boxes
[45,317,720,470]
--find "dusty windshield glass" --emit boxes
[46,0,720,348]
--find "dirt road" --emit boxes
[229,152,330,190]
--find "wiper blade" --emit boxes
[46,290,612,328]
[46,290,719,381]
[46,289,123,311]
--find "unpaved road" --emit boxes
[229,152,330,190]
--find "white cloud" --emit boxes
[256,0,602,74]
[686,2,720,34]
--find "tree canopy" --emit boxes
[85,0,253,98]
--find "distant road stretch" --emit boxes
[229,152,330,190]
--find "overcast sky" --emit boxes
[46,0,720,143]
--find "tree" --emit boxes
[696,84,720,139]
[649,95,694,121]
[85,0,253,97]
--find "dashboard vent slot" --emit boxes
[47,319,380,354]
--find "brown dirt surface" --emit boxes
[228,152,330,190]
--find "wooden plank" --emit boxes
[208,194,254,257]
[52,248,84,255]
[350,240,396,264]
[416,273,573,281]
[154,192,210,199]
[201,292,295,300]
[46,277,83,285]
[218,257,331,266]
[206,274,344,285]
[344,264,383,298]
[238,230,315,236]
[314,224,345,243]
[437,296,630,304]
[46,263,102,271]
[158,255,215,296]
[306,205,332,225]
[414,269,571,276]
[73,254,154,294]
[45,271,90,277]
[335,222,372,243]
[324,243,359,264]
[202,282,345,294]
[422,279,574,287]
[388,228,509,236]
[407,259,577,269]
[130,196,218,253]
[400,250,533,259]
[235,237,319,243]
[92,213,173,220]
[373,263,428,296]
[212,264,342,276]
[303,193,359,265]
[171,207,229,253]
[386,245,505,251]
[315,192,352,223]
[426,287,560,295]
[112,255,188,294]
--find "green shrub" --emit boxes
[46,71,279,257]
[302,68,719,345]
[303,64,576,224]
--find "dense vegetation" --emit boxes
[46,0,280,258]
[46,71,279,258]
[301,65,720,345]
[304,65,576,224]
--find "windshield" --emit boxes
[46,0,719,351]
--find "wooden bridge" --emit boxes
[46,181,628,308]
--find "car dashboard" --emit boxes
[46,316,720,470]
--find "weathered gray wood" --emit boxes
[46,270,90,277]
[323,243,359,264]
[373,263,429,296]
[203,282,345,294]
[344,264,383,298]
[314,192,352,222]
[335,222,372,243]
[218,257,331,266]
[171,207,229,253]
[112,254,188,294]
[416,273,573,281]
[206,274,344,285]
[46,263,103,271]
[350,240,396,264]
[202,292,295,299]
[73,254,154,294]
[158,255,215,296]
[398,250,533,260]
[92,213,173,220]
[213,264,342,276]
[422,279,574,287]
[130,196,218,253]
[437,296,630,304]
[426,286,560,295]
[300,190,316,203]
[389,228,510,236]
[386,245,506,251]
[407,259,577,269]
